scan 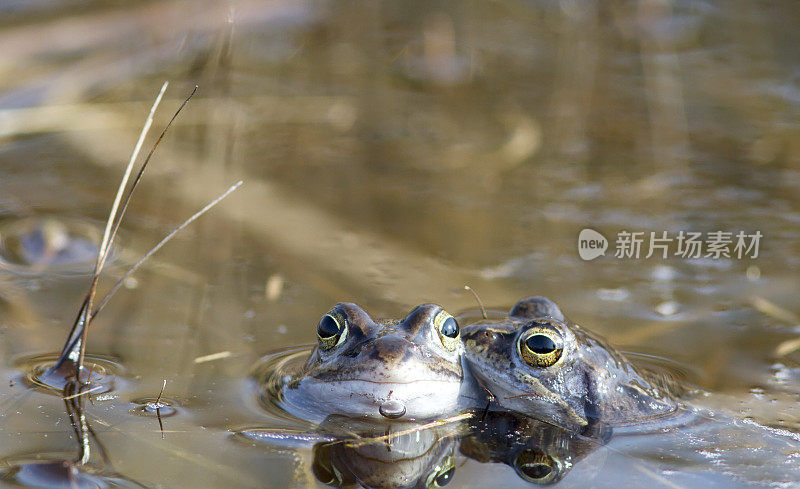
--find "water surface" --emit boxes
[0,1,799,487]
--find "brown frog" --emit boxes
[278,303,470,423]
[461,297,677,431]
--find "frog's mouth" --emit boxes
[281,377,464,422]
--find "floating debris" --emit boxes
[265,273,284,302]
[751,296,798,325]
[655,301,680,317]
[597,288,630,302]
[193,351,233,364]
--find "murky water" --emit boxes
[1,0,799,487]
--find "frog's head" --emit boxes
[311,302,462,374]
[462,297,675,430]
[282,303,465,422]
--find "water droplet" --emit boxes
[379,400,406,419]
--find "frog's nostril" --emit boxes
[379,399,406,419]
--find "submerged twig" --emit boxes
[62,383,112,467]
[62,384,103,400]
[63,383,92,465]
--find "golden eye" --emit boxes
[317,312,347,350]
[514,449,562,484]
[433,310,459,351]
[518,325,563,367]
[426,455,455,488]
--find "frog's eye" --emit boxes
[317,313,347,350]
[425,455,455,488]
[518,325,563,367]
[513,449,563,485]
[433,310,460,351]
[441,317,459,338]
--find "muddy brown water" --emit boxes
[0,0,799,487]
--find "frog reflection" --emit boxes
[311,417,459,489]
[0,216,105,273]
[461,297,678,432]
[460,411,610,486]
[238,414,464,489]
[239,409,609,489]
[272,303,470,423]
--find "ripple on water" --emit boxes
[0,455,149,489]
[129,396,180,418]
[0,216,114,275]
[14,354,125,397]
[249,346,315,422]
[624,351,706,388]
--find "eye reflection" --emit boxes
[435,467,454,486]
[427,457,456,488]
[514,449,562,485]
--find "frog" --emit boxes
[275,302,471,423]
[460,296,677,431]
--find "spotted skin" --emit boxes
[462,297,676,431]
[281,303,468,423]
